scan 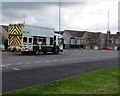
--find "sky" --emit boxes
[1,0,119,34]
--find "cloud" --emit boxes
[1,0,119,33]
[61,0,118,33]
[2,2,59,29]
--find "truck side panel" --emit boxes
[23,25,54,38]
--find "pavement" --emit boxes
[1,50,119,93]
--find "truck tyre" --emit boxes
[43,51,47,54]
[33,47,39,55]
[21,51,28,55]
[53,47,59,54]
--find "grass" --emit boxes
[0,50,9,52]
[2,66,119,95]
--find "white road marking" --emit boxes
[13,68,21,70]
[1,65,6,67]
[16,63,22,65]
[1,64,11,67]
[53,60,59,62]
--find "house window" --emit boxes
[75,39,77,44]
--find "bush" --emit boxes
[4,39,8,50]
[117,46,120,50]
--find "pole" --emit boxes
[23,15,26,24]
[59,0,61,34]
[108,11,109,31]
[107,11,110,47]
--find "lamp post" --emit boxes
[59,0,61,34]
[107,11,110,47]
[23,15,26,24]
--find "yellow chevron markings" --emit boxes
[16,27,21,34]
[9,27,15,34]
[9,26,22,34]
[16,27,20,34]
[9,36,14,44]
[18,36,21,42]
[9,27,13,32]
[16,39,19,44]
[10,38,14,44]
[10,36,14,42]
[16,36,21,45]
[13,29,18,34]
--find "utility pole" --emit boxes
[107,11,110,47]
[23,15,26,24]
[59,0,61,34]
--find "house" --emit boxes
[62,30,87,49]
[84,32,104,49]
[103,32,120,50]
[115,32,120,47]
[109,32,120,50]
[0,25,9,44]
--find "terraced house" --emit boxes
[84,32,105,49]
[62,30,106,49]
[0,25,8,44]
[62,30,87,49]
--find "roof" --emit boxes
[1,25,8,32]
[103,33,120,39]
[109,34,120,39]
[55,31,64,35]
[87,32,101,40]
[65,30,87,38]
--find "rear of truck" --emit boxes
[8,24,23,51]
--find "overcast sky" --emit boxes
[1,0,119,34]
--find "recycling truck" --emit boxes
[8,24,63,55]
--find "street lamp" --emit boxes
[107,11,110,47]
[59,0,61,34]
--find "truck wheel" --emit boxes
[33,47,39,55]
[53,47,59,54]
[43,51,47,54]
[21,51,28,55]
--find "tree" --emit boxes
[4,39,8,50]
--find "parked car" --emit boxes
[0,44,5,51]
[102,47,113,50]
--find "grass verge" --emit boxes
[3,66,119,95]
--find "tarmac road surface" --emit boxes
[1,50,119,93]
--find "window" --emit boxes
[42,38,46,45]
[33,37,37,44]
[29,38,32,43]
[23,37,27,43]
[50,38,54,45]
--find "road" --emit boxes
[1,50,118,93]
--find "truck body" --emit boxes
[8,24,63,55]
